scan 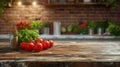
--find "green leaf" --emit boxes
[0,0,11,17]
[96,21,104,28]
[73,25,79,33]
[107,0,117,11]
[31,20,41,29]
[108,21,120,36]
[0,8,4,12]
[16,29,40,43]
[67,24,73,32]
[87,20,96,29]
[61,27,66,33]
[42,20,49,27]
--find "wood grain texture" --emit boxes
[0,41,120,62]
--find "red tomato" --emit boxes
[42,40,50,49]
[20,22,23,25]
[20,42,26,50]
[49,40,54,48]
[26,22,30,26]
[34,42,43,52]
[41,42,46,50]
[24,22,28,25]
[36,38,43,43]
[25,42,35,51]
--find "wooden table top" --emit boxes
[0,41,120,62]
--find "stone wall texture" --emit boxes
[0,0,120,34]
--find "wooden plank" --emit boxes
[0,41,120,62]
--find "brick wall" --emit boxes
[0,0,120,34]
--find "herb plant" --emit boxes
[107,0,117,11]
[17,29,40,44]
[73,25,79,33]
[61,26,67,33]
[42,20,49,27]
[0,0,12,17]
[31,20,41,29]
[108,21,120,36]
[87,20,96,29]
[96,21,104,28]
[67,24,73,32]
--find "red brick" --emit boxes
[0,0,120,34]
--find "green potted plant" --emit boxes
[67,24,74,32]
[31,20,41,33]
[61,26,66,33]
[96,21,104,35]
[87,20,96,35]
[73,25,79,34]
[42,20,50,35]
[0,0,12,17]
[107,0,117,11]
[79,27,88,35]
[108,21,120,36]
[103,20,110,35]
[31,20,41,29]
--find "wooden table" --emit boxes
[0,41,120,67]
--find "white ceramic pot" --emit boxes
[43,27,49,35]
[89,28,94,35]
[53,21,61,35]
[84,0,91,2]
[97,28,102,35]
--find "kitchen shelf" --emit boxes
[45,3,74,6]
[45,0,109,6]
[76,2,109,5]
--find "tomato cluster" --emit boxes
[20,38,54,52]
[79,21,88,28]
[16,21,31,29]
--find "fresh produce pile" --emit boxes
[16,21,31,29]
[20,38,54,52]
[15,21,54,52]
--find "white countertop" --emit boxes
[0,34,120,40]
[40,35,120,40]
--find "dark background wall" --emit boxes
[0,0,120,34]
